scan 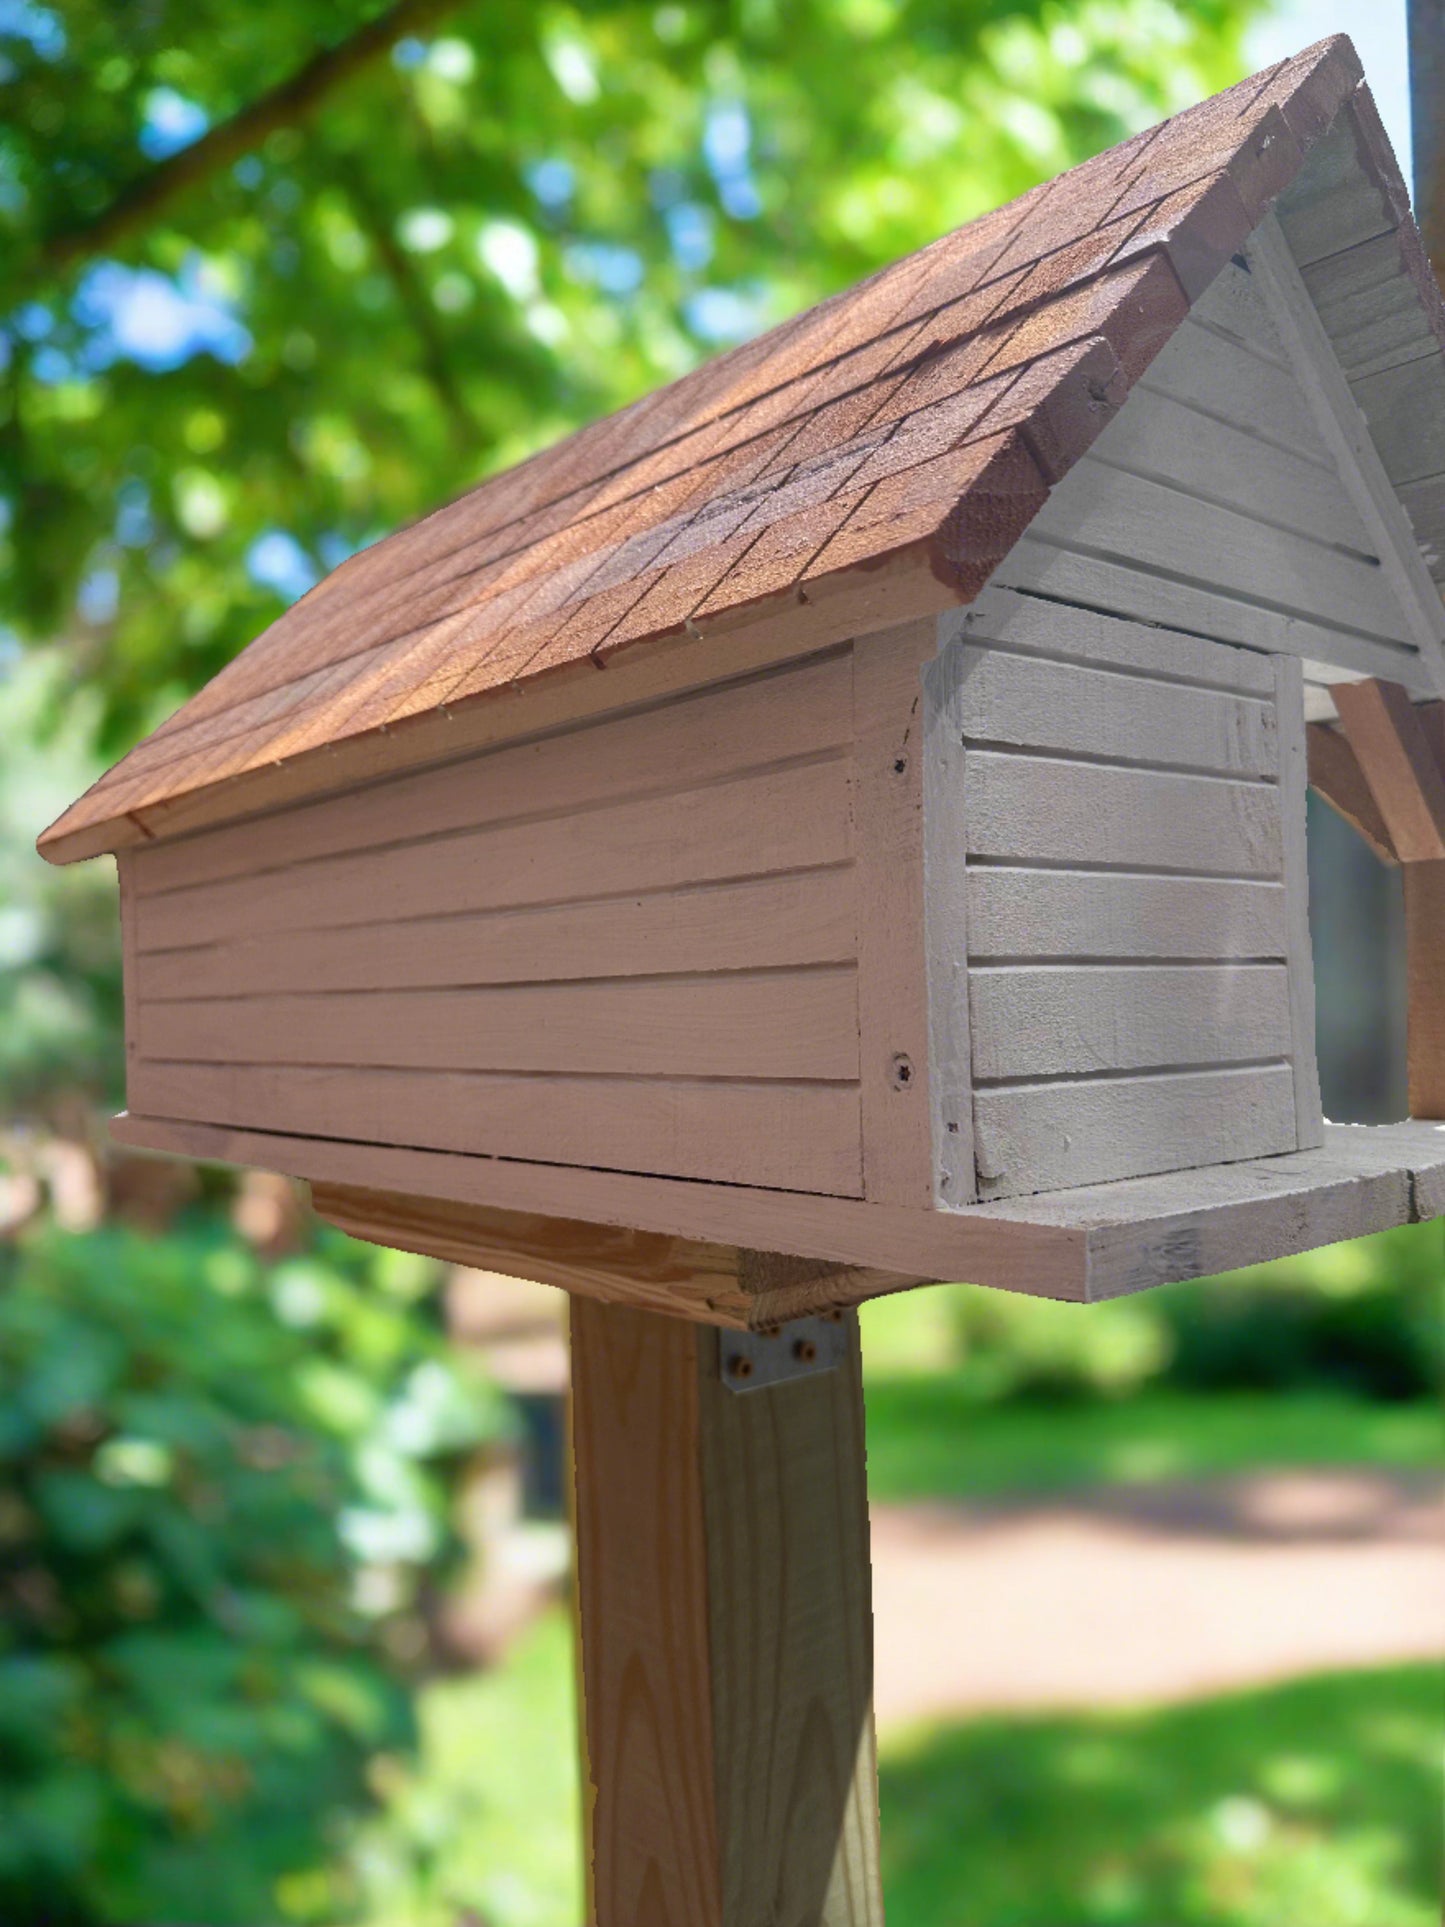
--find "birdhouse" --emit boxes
[42,37,1445,1922]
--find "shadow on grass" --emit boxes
[878,1664,1443,1927]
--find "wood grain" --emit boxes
[851,621,934,1208]
[1333,678,1445,862]
[955,585,1277,694]
[129,1059,865,1196]
[569,1299,722,1926]
[961,750,1284,877]
[973,1062,1299,1199]
[1405,860,1445,1118]
[1306,719,1400,863]
[1139,311,1334,465]
[969,963,1293,1081]
[135,869,854,1001]
[138,967,860,1083]
[569,1297,883,1926]
[952,644,1279,778]
[309,1183,918,1330]
[698,1313,883,1927]
[966,868,1289,961]
[1030,458,1406,647]
[996,536,1428,689]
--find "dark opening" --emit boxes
[1306,792,1408,1122]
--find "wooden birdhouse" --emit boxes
[43,37,1445,1922]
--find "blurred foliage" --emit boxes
[0,0,1260,757]
[859,1222,1445,1406]
[0,650,122,1125]
[352,1603,583,1926]
[879,1664,1443,1926]
[0,1215,505,1926]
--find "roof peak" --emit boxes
[51,34,1437,864]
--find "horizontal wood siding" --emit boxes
[138,969,858,1081]
[127,1061,863,1196]
[973,1064,1300,1196]
[135,870,854,1001]
[962,752,1283,877]
[995,257,1431,692]
[938,587,1314,1200]
[126,651,867,1197]
[966,869,1290,961]
[969,964,1292,1082]
[134,757,851,951]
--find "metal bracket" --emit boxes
[718,1313,848,1393]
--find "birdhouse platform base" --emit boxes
[288,1119,1445,1319]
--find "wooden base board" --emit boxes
[95,1114,1443,1317]
[311,1180,921,1330]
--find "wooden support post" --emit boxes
[1332,680,1445,863]
[569,1294,884,1927]
[1405,860,1445,1118]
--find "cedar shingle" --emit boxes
[41,37,1404,857]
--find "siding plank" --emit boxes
[139,968,860,1082]
[962,751,1284,876]
[973,1063,1299,1198]
[955,646,1279,777]
[135,868,854,1001]
[127,1060,865,1196]
[969,963,1292,1081]
[967,869,1289,961]
[136,757,853,951]
[1033,460,1408,646]
[995,537,1427,687]
[1086,387,1377,556]
[954,587,1276,693]
[1139,320,1334,465]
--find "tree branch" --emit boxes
[339,158,480,446]
[29,0,467,287]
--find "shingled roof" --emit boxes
[42,34,1439,862]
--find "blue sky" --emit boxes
[1247,0,1412,164]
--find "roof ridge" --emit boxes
[47,35,1407,863]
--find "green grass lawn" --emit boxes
[862,1384,1444,1505]
[353,1612,1441,1927]
[879,1663,1442,1927]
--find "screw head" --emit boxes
[727,1353,753,1380]
[793,1338,818,1364]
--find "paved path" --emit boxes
[870,1470,1444,1730]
